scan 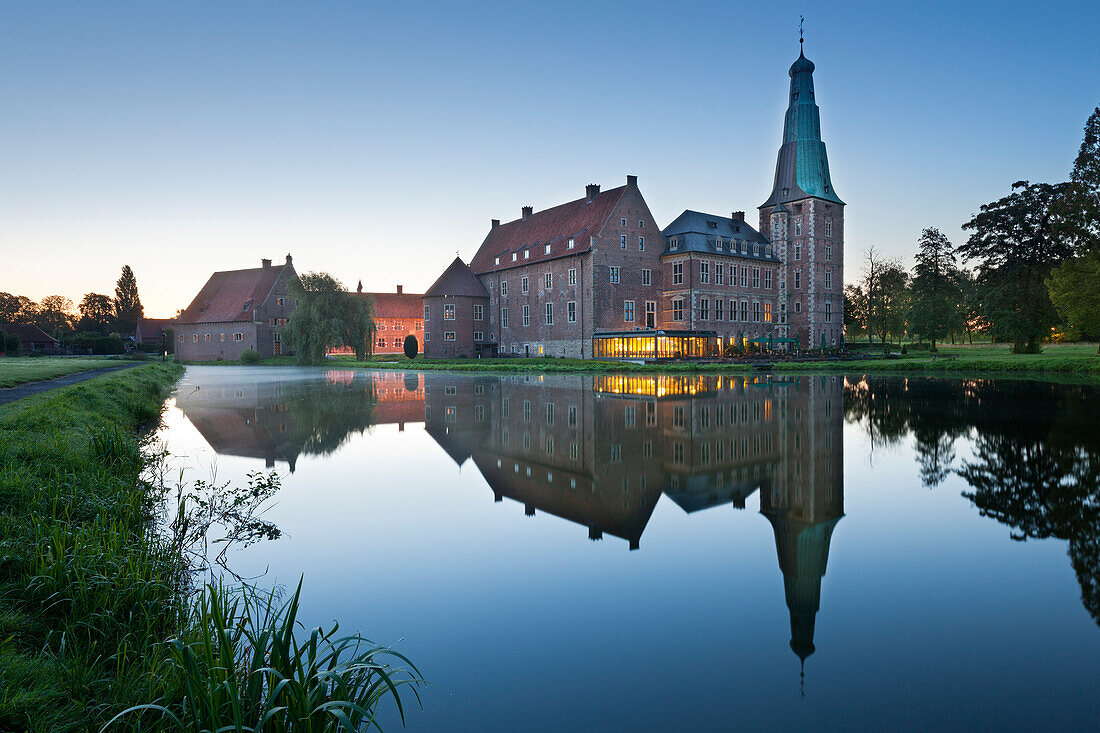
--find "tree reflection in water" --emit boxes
[847,376,1100,626]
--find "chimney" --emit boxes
[521,206,533,219]
[626,174,638,187]
[356,280,363,293]
[261,258,272,269]
[491,218,500,228]
[285,253,293,265]
[585,183,600,202]
[731,211,745,222]
[396,285,404,295]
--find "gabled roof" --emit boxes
[661,210,779,261]
[177,259,295,325]
[135,318,173,340]
[424,257,489,299]
[468,185,627,273]
[1,323,59,345]
[359,291,423,319]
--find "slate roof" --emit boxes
[468,185,627,274]
[761,51,843,208]
[661,210,779,261]
[424,257,489,299]
[177,259,295,325]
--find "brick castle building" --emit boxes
[424,46,843,358]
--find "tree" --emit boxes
[1048,106,1100,349]
[909,228,961,349]
[877,263,911,345]
[78,292,115,332]
[960,181,1075,353]
[0,292,38,324]
[843,284,867,339]
[35,295,76,334]
[861,247,884,347]
[403,334,419,359]
[113,265,144,335]
[284,272,375,365]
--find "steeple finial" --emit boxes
[799,15,804,53]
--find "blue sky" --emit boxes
[2,0,1098,316]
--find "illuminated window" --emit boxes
[474,305,484,320]
[444,331,456,341]
[764,303,773,323]
[444,304,455,320]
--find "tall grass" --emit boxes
[105,579,423,732]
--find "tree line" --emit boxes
[1,265,145,342]
[845,106,1100,353]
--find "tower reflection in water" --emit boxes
[175,369,845,671]
[422,372,844,672]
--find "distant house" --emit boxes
[134,318,174,348]
[1,323,60,354]
[175,255,298,361]
[328,284,424,357]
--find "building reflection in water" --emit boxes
[175,369,845,672]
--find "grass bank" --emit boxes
[0,356,128,388]
[0,363,184,732]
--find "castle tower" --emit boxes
[760,45,844,350]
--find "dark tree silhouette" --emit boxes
[113,265,144,334]
[78,292,115,332]
[403,334,418,359]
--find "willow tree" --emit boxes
[284,272,375,365]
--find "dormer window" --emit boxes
[669,237,679,250]
[495,257,500,265]
[524,250,530,259]
[715,237,723,250]
[567,238,575,249]
[707,221,717,229]
[544,244,551,255]
[512,253,517,262]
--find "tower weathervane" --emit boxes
[799,15,804,51]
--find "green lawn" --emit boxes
[0,356,127,388]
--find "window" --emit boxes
[700,262,710,283]
[620,234,627,248]
[277,297,284,306]
[824,217,833,237]
[741,301,749,321]
[700,299,709,320]
[522,305,530,326]
[521,276,529,293]
[192,334,198,342]
[825,302,833,321]
[567,301,576,322]
[624,300,635,322]
[568,268,576,286]
[764,303,773,323]
[795,301,802,313]
[425,332,430,341]
[729,299,737,321]
[825,243,832,260]
[716,266,724,285]
[568,237,575,249]
[544,243,551,255]
[794,217,802,236]
[501,308,509,327]
[269,317,276,326]
[672,262,683,285]
[474,331,483,341]
[544,273,552,289]
[728,264,735,282]
[794,271,801,289]
[178,334,184,342]
[715,236,723,250]
[672,298,684,321]
[753,302,761,322]
[621,217,627,226]
[670,236,680,250]
[824,270,833,289]
[545,303,553,325]
[501,281,507,297]
[638,268,650,287]
[740,267,747,287]
[444,304,456,320]
[715,300,724,320]
[645,301,656,328]
[377,337,386,347]
[752,267,760,288]
[512,253,517,262]
[639,219,644,228]
[444,331,456,341]
[609,266,620,284]
[204,334,211,342]
[764,270,772,289]
[474,304,484,320]
[794,242,801,260]
[391,321,399,331]
[638,236,645,250]
[524,250,530,259]
[219,333,225,342]
[378,322,387,331]
[394,337,403,347]
[495,257,500,265]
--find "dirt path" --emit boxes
[0,362,145,406]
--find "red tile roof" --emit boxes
[469,185,626,273]
[424,257,489,298]
[177,261,294,325]
[358,291,423,319]
[135,318,173,342]
[1,323,59,345]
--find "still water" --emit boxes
[157,366,1100,731]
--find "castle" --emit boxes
[423,45,844,359]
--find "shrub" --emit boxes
[403,335,418,359]
[2,331,21,355]
[240,349,262,365]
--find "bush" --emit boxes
[403,335,419,359]
[70,333,125,355]
[239,349,262,365]
[2,331,21,355]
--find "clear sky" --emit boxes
[2,0,1098,317]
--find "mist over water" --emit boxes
[157,366,1100,731]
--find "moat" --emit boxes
[155,366,1100,731]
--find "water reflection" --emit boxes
[846,376,1100,626]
